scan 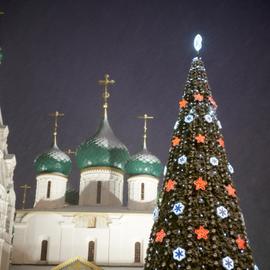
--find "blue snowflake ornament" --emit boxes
[222,256,234,270]
[153,207,159,222]
[204,114,213,123]
[172,202,185,215]
[173,247,186,262]
[184,114,194,123]
[210,156,219,166]
[216,206,229,219]
[228,163,234,174]
[178,155,187,165]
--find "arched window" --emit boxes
[46,181,51,199]
[96,181,101,204]
[141,183,145,200]
[134,242,141,263]
[40,240,48,261]
[88,241,95,261]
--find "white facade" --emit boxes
[12,208,153,268]
[34,173,68,208]
[0,109,16,270]
[128,175,158,211]
[79,167,124,207]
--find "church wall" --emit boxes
[12,211,153,267]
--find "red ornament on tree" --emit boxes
[165,179,176,192]
[236,235,246,250]
[195,226,209,240]
[194,177,208,191]
[155,229,166,243]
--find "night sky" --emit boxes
[0,0,269,268]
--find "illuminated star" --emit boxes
[179,99,188,109]
[155,229,166,242]
[195,134,205,143]
[165,179,176,192]
[236,235,246,250]
[225,184,236,197]
[172,136,181,146]
[195,226,209,240]
[217,137,225,148]
[194,93,204,101]
[194,177,208,191]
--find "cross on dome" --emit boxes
[49,111,64,147]
[98,74,115,119]
[137,113,154,150]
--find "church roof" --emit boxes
[75,118,129,171]
[34,144,71,176]
[125,148,162,178]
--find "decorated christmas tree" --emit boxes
[144,35,258,270]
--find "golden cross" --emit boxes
[49,111,64,146]
[98,74,115,119]
[20,184,31,209]
[137,114,154,150]
[65,149,76,155]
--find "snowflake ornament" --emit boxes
[172,202,185,215]
[222,256,234,270]
[163,166,167,176]
[204,114,213,123]
[153,207,159,222]
[216,206,229,219]
[178,155,187,165]
[217,120,222,129]
[173,247,186,261]
[228,163,234,174]
[174,121,179,130]
[210,156,219,166]
[184,114,194,123]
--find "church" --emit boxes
[10,74,163,269]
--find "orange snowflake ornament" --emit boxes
[225,184,236,197]
[179,99,188,109]
[194,177,208,191]
[155,229,166,242]
[195,226,209,240]
[236,235,246,250]
[165,179,176,192]
[195,134,205,143]
[194,93,204,101]
[172,136,181,146]
[217,137,225,148]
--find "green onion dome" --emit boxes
[34,145,72,176]
[125,149,162,178]
[76,118,130,171]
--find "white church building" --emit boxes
[11,75,163,269]
[0,108,17,270]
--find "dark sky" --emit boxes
[0,0,269,268]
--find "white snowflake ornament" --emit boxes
[216,206,229,219]
[153,207,159,222]
[204,114,213,123]
[210,156,219,166]
[173,247,186,261]
[163,166,167,176]
[172,202,185,215]
[174,121,179,130]
[184,114,194,123]
[228,163,234,174]
[222,256,234,270]
[178,155,187,165]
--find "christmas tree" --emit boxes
[144,35,257,270]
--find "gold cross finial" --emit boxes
[20,184,31,209]
[49,111,64,147]
[98,74,115,119]
[137,114,154,150]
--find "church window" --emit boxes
[46,181,51,199]
[134,242,141,263]
[96,181,101,204]
[40,240,48,261]
[141,183,145,200]
[88,241,95,261]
